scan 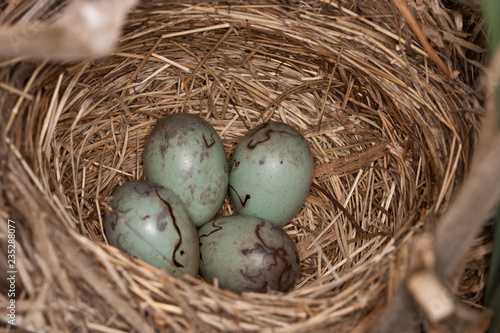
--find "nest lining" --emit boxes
[0,1,489,332]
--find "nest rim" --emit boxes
[0,1,489,332]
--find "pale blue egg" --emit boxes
[104,180,199,278]
[143,113,228,227]
[229,122,314,227]
[198,215,300,293]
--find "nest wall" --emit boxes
[0,1,490,332]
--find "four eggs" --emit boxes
[104,113,314,293]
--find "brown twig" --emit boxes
[314,140,390,178]
[393,0,452,78]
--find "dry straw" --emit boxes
[0,0,491,331]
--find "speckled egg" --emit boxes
[143,113,228,227]
[104,180,199,278]
[198,215,300,293]
[229,121,314,227]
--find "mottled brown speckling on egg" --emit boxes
[198,215,300,293]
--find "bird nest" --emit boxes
[0,0,490,332]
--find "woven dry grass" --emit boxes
[0,0,490,331]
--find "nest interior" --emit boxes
[0,1,490,332]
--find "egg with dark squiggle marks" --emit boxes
[229,121,314,227]
[104,180,199,278]
[144,113,228,227]
[198,215,300,293]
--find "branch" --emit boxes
[0,0,138,61]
